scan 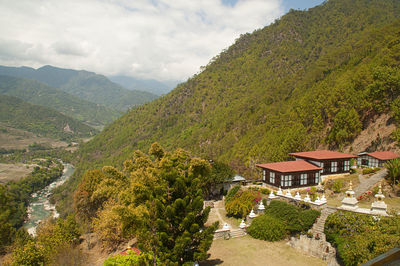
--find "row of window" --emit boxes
[262,170,320,186]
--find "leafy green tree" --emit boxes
[385,158,400,186]
[225,190,259,218]
[12,240,46,266]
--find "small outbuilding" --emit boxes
[357,151,400,168]
[289,150,356,176]
[256,160,322,188]
[223,174,246,191]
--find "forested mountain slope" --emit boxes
[0,75,119,127]
[77,0,400,174]
[0,65,158,112]
[0,95,96,140]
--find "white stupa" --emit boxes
[371,183,388,215]
[304,193,311,202]
[239,220,247,229]
[258,201,265,211]
[222,223,230,230]
[249,209,257,218]
[277,187,283,196]
[339,181,358,210]
[321,194,327,203]
[285,190,292,198]
[269,191,277,199]
[294,192,302,200]
[314,196,322,204]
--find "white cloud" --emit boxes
[0,0,284,81]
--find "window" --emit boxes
[344,161,350,171]
[281,175,292,187]
[262,170,266,181]
[315,172,320,184]
[269,172,275,184]
[331,161,337,172]
[321,162,324,173]
[300,173,307,185]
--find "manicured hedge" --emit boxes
[247,215,287,241]
[264,200,319,233]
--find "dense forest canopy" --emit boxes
[0,65,158,112]
[76,0,400,178]
[0,95,96,141]
[0,75,120,127]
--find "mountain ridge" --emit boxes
[0,65,158,112]
[0,75,119,127]
[0,94,96,141]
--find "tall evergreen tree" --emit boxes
[76,143,218,265]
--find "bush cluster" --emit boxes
[225,189,260,218]
[325,211,400,266]
[247,215,286,241]
[247,200,320,242]
[362,167,380,175]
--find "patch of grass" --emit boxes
[201,235,325,266]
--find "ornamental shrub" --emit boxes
[299,209,320,231]
[225,186,240,202]
[264,200,320,234]
[247,215,287,241]
[104,250,157,266]
[264,201,302,233]
[225,190,259,218]
[332,179,344,193]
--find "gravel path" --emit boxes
[354,169,387,197]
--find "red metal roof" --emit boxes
[288,150,356,160]
[256,160,322,173]
[367,151,400,160]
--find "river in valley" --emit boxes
[24,163,74,236]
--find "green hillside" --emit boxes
[0,65,158,112]
[0,95,97,140]
[76,0,400,174]
[0,75,119,127]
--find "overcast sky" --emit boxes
[0,0,324,82]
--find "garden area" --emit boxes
[324,211,400,266]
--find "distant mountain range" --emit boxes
[108,75,178,96]
[0,75,119,127]
[0,65,157,112]
[0,94,96,140]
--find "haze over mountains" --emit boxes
[109,75,178,96]
[76,0,400,175]
[0,75,119,127]
[0,65,164,141]
[0,65,157,112]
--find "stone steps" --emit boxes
[311,207,337,238]
[229,229,246,238]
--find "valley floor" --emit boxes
[0,163,35,183]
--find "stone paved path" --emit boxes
[354,169,387,197]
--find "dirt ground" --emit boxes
[0,163,35,183]
[201,235,325,266]
[0,124,68,149]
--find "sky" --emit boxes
[0,0,324,82]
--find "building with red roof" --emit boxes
[288,150,357,176]
[357,151,400,168]
[256,160,322,188]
